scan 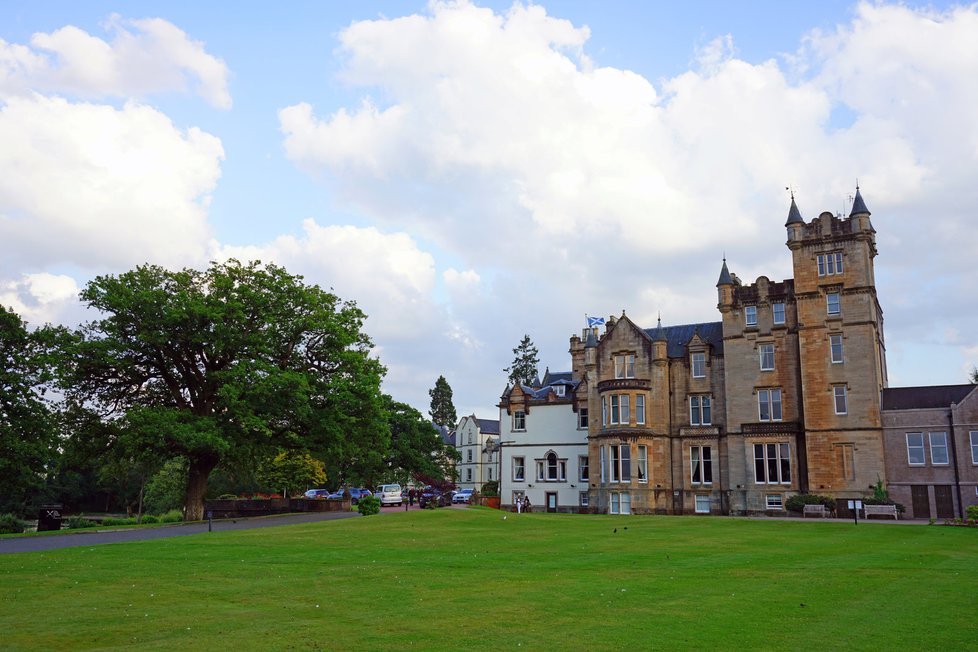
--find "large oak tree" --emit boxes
[63,260,387,520]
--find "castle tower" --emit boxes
[787,187,887,501]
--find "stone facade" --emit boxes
[496,188,975,517]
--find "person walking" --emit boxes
[523,496,532,513]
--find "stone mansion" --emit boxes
[482,188,978,517]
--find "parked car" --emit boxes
[375,484,403,507]
[327,487,372,504]
[304,489,330,499]
[452,488,474,504]
[419,486,450,508]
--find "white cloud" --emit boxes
[277,0,978,412]
[0,273,82,327]
[0,15,231,107]
[0,94,223,275]
[213,219,441,341]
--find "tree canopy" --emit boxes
[61,260,387,520]
[428,375,457,429]
[385,395,459,484]
[0,305,59,514]
[505,334,539,387]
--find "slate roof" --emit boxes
[433,423,454,446]
[881,385,975,410]
[785,195,804,226]
[543,370,574,385]
[849,187,871,217]
[642,321,724,357]
[716,259,732,286]
[476,418,500,435]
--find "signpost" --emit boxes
[848,499,863,524]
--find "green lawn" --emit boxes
[1,509,975,650]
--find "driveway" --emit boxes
[0,510,360,555]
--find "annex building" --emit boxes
[493,188,978,517]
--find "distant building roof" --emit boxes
[476,418,500,435]
[433,423,454,446]
[849,186,871,217]
[881,385,975,410]
[642,321,724,357]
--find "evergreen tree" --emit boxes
[970,366,978,384]
[428,375,458,429]
[505,334,539,387]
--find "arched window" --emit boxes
[547,453,558,481]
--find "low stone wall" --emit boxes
[204,497,350,519]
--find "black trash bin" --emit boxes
[37,504,63,532]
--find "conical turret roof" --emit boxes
[785,194,804,226]
[849,186,871,217]
[716,258,732,287]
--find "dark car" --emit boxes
[328,487,372,504]
[418,486,451,508]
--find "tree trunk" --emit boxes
[184,454,218,521]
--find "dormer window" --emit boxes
[614,354,635,379]
[691,352,706,378]
[745,305,758,326]
[553,385,565,397]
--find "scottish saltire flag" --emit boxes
[586,315,605,328]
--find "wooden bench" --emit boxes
[803,504,828,518]
[863,504,898,520]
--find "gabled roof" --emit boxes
[542,369,573,385]
[881,385,975,410]
[476,418,500,434]
[642,321,724,357]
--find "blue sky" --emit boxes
[2,1,976,419]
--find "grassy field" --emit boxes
[1,508,975,651]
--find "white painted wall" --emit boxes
[498,401,589,511]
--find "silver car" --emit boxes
[375,484,403,506]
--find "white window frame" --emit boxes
[691,352,706,378]
[971,431,978,465]
[906,433,925,466]
[690,445,713,485]
[614,354,636,379]
[467,449,473,463]
[759,343,775,371]
[610,492,631,515]
[830,334,844,364]
[754,443,791,484]
[694,494,711,514]
[827,292,841,316]
[466,468,472,482]
[579,455,589,481]
[758,389,783,422]
[929,432,949,465]
[513,410,526,431]
[601,397,607,426]
[579,492,589,507]
[636,445,648,483]
[745,305,757,326]
[578,407,588,429]
[834,385,848,415]
[690,395,712,426]
[636,394,646,425]
[773,302,785,325]
[817,252,843,277]
[609,444,631,483]
[512,456,526,481]
[553,385,565,397]
[600,446,606,483]
[766,494,784,510]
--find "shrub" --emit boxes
[0,513,26,534]
[481,481,499,498]
[65,516,98,529]
[139,514,159,524]
[101,517,138,527]
[967,505,978,521]
[159,509,183,523]
[357,495,380,516]
[784,494,835,513]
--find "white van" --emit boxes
[376,484,403,507]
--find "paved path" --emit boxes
[0,510,361,555]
